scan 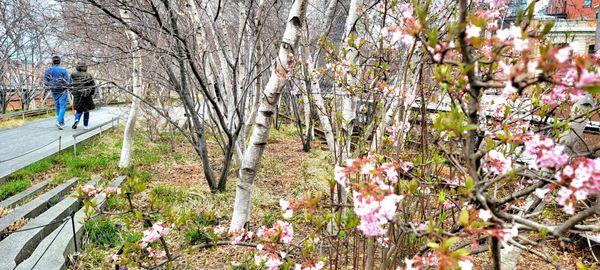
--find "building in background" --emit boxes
[505,0,598,55]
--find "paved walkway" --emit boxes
[0,107,124,182]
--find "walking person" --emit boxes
[71,62,96,129]
[44,56,71,129]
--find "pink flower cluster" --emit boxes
[105,187,122,196]
[554,158,600,214]
[542,67,592,105]
[257,220,294,245]
[485,226,519,248]
[141,222,170,246]
[294,261,325,270]
[253,220,295,270]
[146,247,166,259]
[404,252,473,270]
[80,185,98,199]
[404,252,439,270]
[230,229,254,244]
[352,185,402,236]
[484,150,511,175]
[334,156,410,236]
[381,3,418,46]
[334,155,412,188]
[523,134,568,170]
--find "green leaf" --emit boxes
[454,248,471,256]
[427,242,440,249]
[438,190,446,203]
[459,208,469,226]
[444,237,459,249]
[542,20,555,35]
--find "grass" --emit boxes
[0,109,73,129]
[1,122,334,269]
[84,218,122,247]
[0,179,31,200]
[0,125,183,202]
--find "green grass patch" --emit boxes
[84,217,122,247]
[0,179,31,200]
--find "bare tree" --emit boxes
[230,0,308,231]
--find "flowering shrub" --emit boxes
[141,222,170,246]
[267,0,600,268]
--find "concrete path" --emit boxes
[0,107,124,182]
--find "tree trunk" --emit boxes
[229,0,308,232]
[339,0,362,161]
[119,10,144,169]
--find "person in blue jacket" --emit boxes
[44,56,71,129]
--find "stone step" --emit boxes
[15,176,126,270]
[0,179,51,209]
[0,177,101,270]
[0,178,78,239]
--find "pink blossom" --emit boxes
[491,0,509,9]
[334,165,348,187]
[282,210,293,219]
[523,134,568,169]
[496,28,510,41]
[484,150,512,175]
[146,247,166,259]
[255,254,282,270]
[444,177,465,187]
[458,260,474,270]
[513,38,528,51]
[478,209,492,222]
[502,81,517,97]
[554,158,600,213]
[105,187,121,196]
[465,25,481,39]
[279,199,290,210]
[541,86,567,105]
[353,189,403,236]
[534,188,550,199]
[555,46,571,63]
[295,261,325,270]
[509,25,522,38]
[443,201,455,209]
[575,70,600,89]
[361,162,376,175]
[141,222,170,244]
[80,185,98,198]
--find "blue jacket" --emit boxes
[44,65,71,93]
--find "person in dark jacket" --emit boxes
[70,62,96,129]
[44,56,71,129]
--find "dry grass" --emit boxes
[70,124,332,269]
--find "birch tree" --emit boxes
[230,0,308,231]
[119,9,143,168]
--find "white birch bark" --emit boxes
[230,0,308,232]
[339,0,362,161]
[304,49,336,156]
[119,10,144,168]
[234,3,249,163]
[243,0,267,140]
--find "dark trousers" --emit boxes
[75,111,89,126]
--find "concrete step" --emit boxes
[0,179,51,209]
[15,176,125,270]
[0,178,78,239]
[0,177,101,270]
